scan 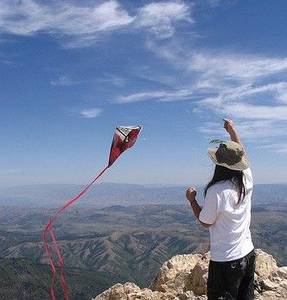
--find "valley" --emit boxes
[0,184,286,299]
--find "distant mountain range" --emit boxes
[0,203,286,291]
[0,183,286,207]
[0,183,286,299]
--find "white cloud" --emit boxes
[223,103,287,120]
[80,108,102,119]
[0,0,134,36]
[147,41,287,144]
[199,82,287,107]
[50,75,79,86]
[234,82,287,103]
[199,120,287,140]
[0,0,192,47]
[99,74,126,87]
[117,89,194,103]
[136,1,192,39]
[189,53,287,82]
[148,42,287,82]
[50,73,126,87]
[256,143,287,154]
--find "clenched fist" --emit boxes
[186,187,197,203]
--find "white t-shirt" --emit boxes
[199,168,254,261]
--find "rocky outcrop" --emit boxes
[254,249,287,300]
[93,249,287,300]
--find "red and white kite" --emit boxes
[42,126,142,300]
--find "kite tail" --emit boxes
[42,227,57,300]
[42,165,110,300]
[50,227,68,300]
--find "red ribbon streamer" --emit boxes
[42,166,109,300]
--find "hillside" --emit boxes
[0,185,286,299]
[0,203,287,299]
[0,258,111,300]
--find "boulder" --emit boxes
[93,249,287,300]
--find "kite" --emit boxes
[42,125,142,300]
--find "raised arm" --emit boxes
[223,118,248,158]
[223,119,241,144]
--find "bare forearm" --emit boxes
[189,200,210,228]
[228,126,247,156]
[186,188,210,228]
[224,119,242,145]
[189,199,202,220]
[228,128,241,144]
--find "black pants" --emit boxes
[207,249,255,300]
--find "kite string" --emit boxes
[42,165,109,300]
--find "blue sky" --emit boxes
[0,0,287,187]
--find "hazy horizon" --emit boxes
[1,181,287,190]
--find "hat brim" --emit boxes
[208,148,249,171]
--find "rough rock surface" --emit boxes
[93,249,287,300]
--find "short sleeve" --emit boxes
[199,187,220,225]
[243,168,253,189]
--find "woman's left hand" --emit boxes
[186,187,197,203]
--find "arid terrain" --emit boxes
[0,183,286,299]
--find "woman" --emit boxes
[186,119,255,300]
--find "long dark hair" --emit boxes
[204,165,246,204]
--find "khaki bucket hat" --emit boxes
[208,141,249,171]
